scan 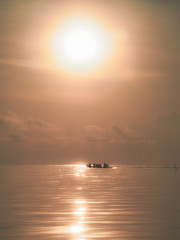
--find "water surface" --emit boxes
[0,165,180,240]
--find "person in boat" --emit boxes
[88,163,91,168]
[104,163,109,168]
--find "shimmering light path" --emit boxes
[0,165,180,240]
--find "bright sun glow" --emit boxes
[51,17,112,73]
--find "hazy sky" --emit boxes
[0,0,180,165]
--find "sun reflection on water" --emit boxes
[75,200,86,204]
[68,225,85,233]
[66,202,86,238]
[66,167,88,239]
[74,165,86,177]
[74,207,86,215]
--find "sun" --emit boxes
[50,17,112,73]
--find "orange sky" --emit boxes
[0,0,180,165]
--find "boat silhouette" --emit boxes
[87,163,111,168]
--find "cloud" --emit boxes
[26,118,48,127]
[156,112,180,129]
[83,124,111,144]
[108,113,180,164]
[0,112,73,164]
[128,113,180,144]
[1,111,180,165]
[9,133,23,143]
[0,119,7,126]
[0,112,65,146]
[84,125,103,132]
[25,117,59,131]
[84,135,99,143]
[112,125,144,142]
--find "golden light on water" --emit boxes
[75,200,86,204]
[74,165,87,177]
[74,207,86,215]
[67,195,87,235]
[68,225,85,233]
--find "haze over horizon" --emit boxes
[0,0,180,165]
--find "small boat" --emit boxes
[87,163,111,168]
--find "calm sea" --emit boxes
[0,165,180,240]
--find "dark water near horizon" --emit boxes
[0,165,180,240]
